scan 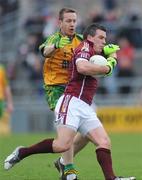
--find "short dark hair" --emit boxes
[83,23,107,39]
[59,8,76,20]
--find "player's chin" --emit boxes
[96,49,102,54]
[68,29,75,36]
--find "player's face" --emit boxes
[59,12,77,36]
[89,29,106,54]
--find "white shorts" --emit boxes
[55,95,102,135]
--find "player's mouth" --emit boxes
[68,29,75,36]
[69,28,75,32]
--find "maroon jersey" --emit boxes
[64,40,98,105]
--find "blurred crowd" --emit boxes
[0,0,19,17]
[1,0,142,97]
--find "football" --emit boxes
[89,55,107,77]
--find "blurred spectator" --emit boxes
[26,53,42,80]
[100,37,135,95]
[0,63,14,134]
[102,0,118,11]
[103,9,120,42]
[26,33,40,53]
[42,12,58,38]
[18,33,42,63]
[18,33,43,95]
[90,12,104,23]
[24,15,44,35]
[88,6,105,24]
[0,0,19,16]
[26,53,43,95]
[117,13,142,48]
[116,37,135,94]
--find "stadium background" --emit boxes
[1,1,142,180]
[0,0,142,133]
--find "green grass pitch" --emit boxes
[0,133,142,180]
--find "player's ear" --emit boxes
[87,34,93,41]
[88,34,92,38]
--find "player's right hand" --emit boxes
[106,57,117,76]
[55,36,70,48]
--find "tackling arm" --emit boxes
[39,42,56,58]
[39,35,70,58]
[43,44,56,57]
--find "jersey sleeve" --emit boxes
[75,42,92,64]
[76,51,91,64]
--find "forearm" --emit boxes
[43,44,56,57]
[77,61,110,76]
[84,64,109,76]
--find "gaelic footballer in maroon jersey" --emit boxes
[64,40,98,105]
[5,24,134,180]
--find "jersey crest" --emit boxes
[81,42,90,52]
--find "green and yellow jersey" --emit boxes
[0,65,8,100]
[0,65,8,118]
[39,32,83,85]
[39,32,83,110]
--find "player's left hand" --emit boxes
[106,57,117,76]
[103,44,120,56]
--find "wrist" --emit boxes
[107,57,117,61]
[106,64,112,75]
[106,65,111,74]
[43,44,56,57]
[54,43,58,49]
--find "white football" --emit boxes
[89,55,107,78]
